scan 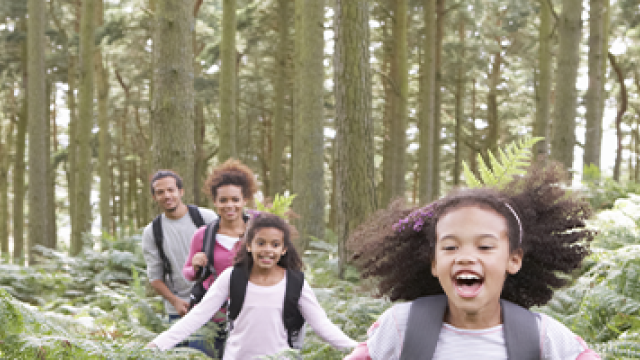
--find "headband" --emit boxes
[503,203,523,244]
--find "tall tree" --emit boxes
[334,0,376,278]
[151,0,195,203]
[551,0,583,173]
[71,0,96,255]
[609,52,627,182]
[46,83,56,249]
[14,20,28,263]
[218,0,237,162]
[453,16,465,185]
[292,0,325,249]
[534,0,553,160]
[96,0,111,234]
[0,109,15,256]
[419,0,436,203]
[583,0,605,170]
[269,0,290,197]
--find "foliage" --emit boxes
[462,137,543,188]
[582,164,640,211]
[536,194,640,359]
[255,193,297,219]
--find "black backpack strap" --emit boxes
[152,214,173,287]
[228,264,250,321]
[399,295,447,360]
[195,220,220,282]
[283,269,305,348]
[187,204,206,228]
[501,299,540,360]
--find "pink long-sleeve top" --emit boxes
[182,226,238,289]
[153,267,357,359]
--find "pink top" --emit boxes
[153,267,357,359]
[182,226,237,289]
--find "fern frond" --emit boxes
[462,136,543,188]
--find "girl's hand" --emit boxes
[145,342,158,349]
[192,252,208,271]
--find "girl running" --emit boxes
[149,212,357,359]
[345,164,600,359]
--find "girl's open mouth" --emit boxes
[453,272,484,298]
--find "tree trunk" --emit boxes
[419,0,436,203]
[292,0,325,249]
[380,4,394,207]
[14,22,28,264]
[551,0,583,174]
[453,17,465,186]
[27,0,48,261]
[0,111,15,256]
[269,0,290,197]
[390,0,408,203]
[534,0,553,160]
[609,52,626,182]
[430,0,445,199]
[152,0,195,203]
[487,49,502,157]
[72,0,96,255]
[96,0,111,235]
[334,0,376,279]
[46,82,56,249]
[583,0,605,170]
[218,0,237,162]
[67,54,78,240]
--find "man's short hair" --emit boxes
[150,170,184,195]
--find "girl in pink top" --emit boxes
[182,159,258,357]
[149,213,357,359]
[345,164,600,360]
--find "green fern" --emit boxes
[462,137,543,188]
[255,193,297,219]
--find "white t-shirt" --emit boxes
[152,267,357,359]
[366,301,590,360]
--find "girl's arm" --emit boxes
[151,267,232,350]
[182,226,206,281]
[298,281,358,350]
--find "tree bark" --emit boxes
[152,0,196,204]
[390,0,408,203]
[0,108,15,256]
[218,0,237,162]
[14,20,28,264]
[583,0,605,170]
[292,0,326,249]
[269,0,290,197]
[334,0,376,278]
[72,0,96,255]
[551,0,583,174]
[96,0,111,235]
[430,0,445,199]
[46,82,56,249]
[380,2,394,207]
[609,52,626,182]
[419,0,436,203]
[534,0,553,160]
[453,17,465,186]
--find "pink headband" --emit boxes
[503,203,523,244]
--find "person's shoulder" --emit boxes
[535,312,596,359]
[141,217,160,244]
[196,207,218,223]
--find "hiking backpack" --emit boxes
[188,214,250,309]
[152,204,205,286]
[399,294,540,360]
[227,264,306,349]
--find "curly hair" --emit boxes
[234,213,303,272]
[348,163,595,308]
[203,159,258,202]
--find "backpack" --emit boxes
[399,294,540,360]
[152,204,205,287]
[188,214,250,309]
[227,264,306,349]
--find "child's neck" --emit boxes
[249,264,286,286]
[445,301,502,330]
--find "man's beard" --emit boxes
[165,204,179,213]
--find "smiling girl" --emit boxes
[149,213,357,359]
[345,163,600,360]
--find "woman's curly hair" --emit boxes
[203,159,258,202]
[348,163,595,308]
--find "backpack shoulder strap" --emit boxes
[501,299,540,360]
[283,269,306,348]
[199,220,220,281]
[228,264,250,320]
[399,294,447,360]
[152,214,173,285]
[187,204,206,228]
